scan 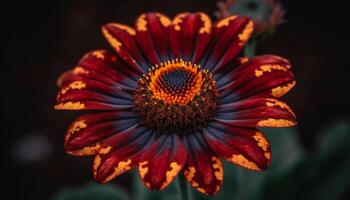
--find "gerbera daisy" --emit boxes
[55,12,296,195]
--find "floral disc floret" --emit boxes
[134,59,219,134]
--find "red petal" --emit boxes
[64,111,138,156]
[93,126,155,183]
[135,13,172,64]
[138,134,187,190]
[183,134,223,196]
[169,12,212,62]
[59,50,139,91]
[102,23,146,73]
[217,55,294,102]
[204,123,271,171]
[55,79,133,110]
[204,15,253,71]
[55,50,139,110]
[216,98,296,128]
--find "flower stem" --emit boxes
[177,174,192,200]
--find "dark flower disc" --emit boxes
[134,59,219,134]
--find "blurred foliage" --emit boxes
[52,119,350,200]
[52,182,129,200]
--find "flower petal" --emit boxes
[78,49,120,74]
[169,12,212,62]
[59,50,139,90]
[204,122,271,171]
[215,98,296,128]
[135,12,172,64]
[55,78,134,110]
[102,23,147,73]
[183,134,223,196]
[217,55,294,103]
[55,50,139,110]
[64,111,138,156]
[203,15,253,71]
[138,134,187,190]
[93,126,155,183]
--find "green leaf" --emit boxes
[263,119,350,200]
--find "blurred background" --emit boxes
[2,0,349,200]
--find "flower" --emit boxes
[216,0,286,33]
[55,12,296,195]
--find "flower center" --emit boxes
[134,59,218,134]
[148,60,203,105]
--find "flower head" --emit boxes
[216,0,286,33]
[55,12,296,195]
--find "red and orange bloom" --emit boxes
[55,12,296,195]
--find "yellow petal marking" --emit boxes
[184,166,207,194]
[211,157,223,181]
[173,13,187,31]
[160,162,181,190]
[228,154,260,171]
[253,132,269,151]
[99,146,112,154]
[73,66,89,75]
[257,118,296,127]
[156,13,171,27]
[60,81,86,95]
[139,161,149,179]
[216,15,237,28]
[239,57,249,64]
[136,14,147,31]
[55,102,85,110]
[184,166,196,181]
[271,81,296,97]
[238,20,254,46]
[266,98,296,117]
[264,152,272,159]
[93,155,102,177]
[92,50,105,59]
[110,23,136,35]
[67,143,100,156]
[255,64,288,77]
[65,120,87,144]
[192,181,199,187]
[197,188,207,194]
[102,27,122,52]
[103,159,132,183]
[199,13,211,34]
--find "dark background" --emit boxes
[2,0,349,200]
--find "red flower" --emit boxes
[55,12,296,195]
